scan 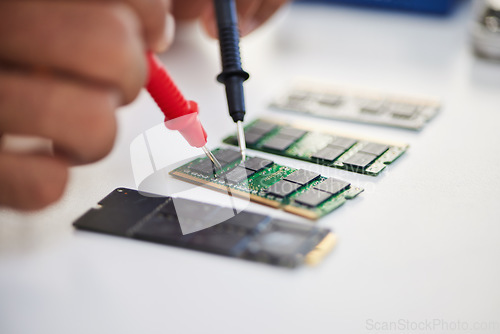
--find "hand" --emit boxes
[172,0,289,37]
[0,0,172,210]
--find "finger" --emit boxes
[121,0,171,52]
[0,153,68,210]
[0,70,118,165]
[200,0,262,39]
[235,0,262,36]
[200,5,218,38]
[172,0,211,20]
[0,1,147,104]
[242,0,288,36]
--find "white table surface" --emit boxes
[1,2,500,333]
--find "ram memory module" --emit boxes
[170,148,363,220]
[223,118,409,176]
[270,79,440,131]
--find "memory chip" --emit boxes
[244,131,265,145]
[241,157,273,172]
[262,135,297,151]
[360,143,389,156]
[214,148,242,165]
[223,167,255,184]
[318,95,343,107]
[277,127,307,140]
[248,120,277,134]
[311,146,345,162]
[343,152,378,170]
[314,178,350,195]
[329,137,357,150]
[359,99,384,114]
[190,159,217,177]
[284,169,320,185]
[266,180,302,197]
[387,102,417,118]
[74,188,337,268]
[294,189,333,207]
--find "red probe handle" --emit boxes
[146,52,207,148]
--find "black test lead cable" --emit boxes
[214,0,250,161]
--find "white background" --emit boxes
[1,2,500,333]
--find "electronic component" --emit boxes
[266,180,303,198]
[73,188,336,268]
[224,167,255,184]
[293,189,333,208]
[329,137,357,150]
[170,148,363,220]
[248,120,278,134]
[240,157,273,172]
[223,118,409,176]
[343,152,378,171]
[213,148,242,165]
[284,169,320,185]
[311,146,345,162]
[270,80,440,131]
[359,143,389,156]
[190,159,218,177]
[314,178,350,196]
[262,135,297,152]
[277,127,307,140]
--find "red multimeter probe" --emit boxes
[145,52,222,170]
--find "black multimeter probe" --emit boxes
[214,0,250,161]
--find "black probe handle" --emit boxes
[214,0,249,123]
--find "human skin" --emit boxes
[0,0,288,210]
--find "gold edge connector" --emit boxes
[305,233,337,266]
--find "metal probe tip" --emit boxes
[236,121,247,161]
[202,146,223,172]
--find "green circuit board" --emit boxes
[170,148,363,220]
[223,118,409,176]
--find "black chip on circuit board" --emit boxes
[293,189,333,208]
[223,167,255,184]
[249,120,278,134]
[277,127,307,140]
[266,180,302,198]
[343,152,378,170]
[311,146,345,162]
[359,143,389,157]
[213,149,242,165]
[240,157,273,172]
[244,131,265,145]
[329,137,357,150]
[190,159,217,177]
[284,169,320,185]
[313,178,350,196]
[262,135,297,152]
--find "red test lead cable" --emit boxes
[145,52,222,170]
